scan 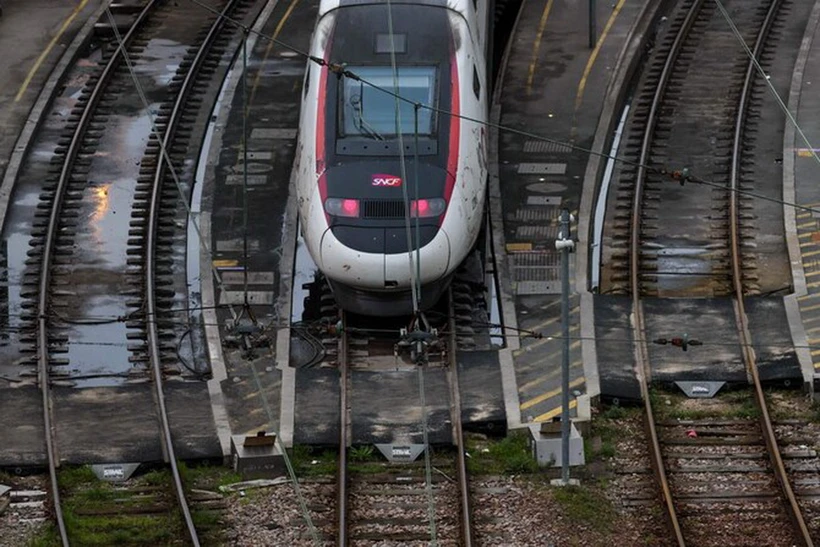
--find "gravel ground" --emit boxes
[221,473,671,546]
[0,475,49,547]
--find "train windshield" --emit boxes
[340,66,437,139]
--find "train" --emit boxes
[294,0,490,316]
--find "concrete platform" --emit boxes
[350,369,452,445]
[594,295,639,403]
[785,2,820,390]
[491,0,658,424]
[293,368,340,446]
[643,298,746,384]
[0,387,46,468]
[457,350,507,435]
[201,0,319,450]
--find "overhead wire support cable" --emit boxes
[186,0,820,219]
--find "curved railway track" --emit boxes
[611,0,814,544]
[20,1,256,543]
[335,294,474,546]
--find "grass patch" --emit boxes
[466,432,537,475]
[58,466,184,546]
[177,461,241,490]
[290,445,337,477]
[27,524,60,547]
[57,466,97,492]
[552,485,616,533]
[650,388,758,421]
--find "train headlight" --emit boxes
[410,198,446,218]
[325,198,360,218]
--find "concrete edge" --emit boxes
[488,0,533,431]
[0,0,108,232]
[784,293,814,389]
[576,0,664,408]
[276,181,299,448]
[782,1,820,299]
[201,0,282,459]
[783,2,820,391]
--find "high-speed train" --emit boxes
[295,0,490,316]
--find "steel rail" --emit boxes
[447,289,474,546]
[145,1,242,545]
[36,3,160,545]
[630,2,706,544]
[728,1,812,544]
[337,311,350,546]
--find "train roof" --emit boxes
[318,0,473,19]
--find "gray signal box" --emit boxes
[528,421,585,468]
[231,431,285,479]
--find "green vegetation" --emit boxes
[27,525,60,547]
[290,445,337,476]
[57,466,182,547]
[54,463,235,546]
[650,388,758,421]
[552,485,616,534]
[466,432,538,475]
[584,405,641,463]
[349,445,375,462]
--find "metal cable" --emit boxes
[385,0,420,315]
[713,0,820,169]
[105,7,239,327]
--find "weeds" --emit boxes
[466,432,537,475]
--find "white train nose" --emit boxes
[319,228,451,290]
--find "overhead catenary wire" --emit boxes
[183,0,820,219]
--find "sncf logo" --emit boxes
[371,174,402,187]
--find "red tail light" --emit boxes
[410,198,446,218]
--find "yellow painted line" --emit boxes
[16,0,90,102]
[800,240,820,248]
[808,280,820,290]
[507,242,533,252]
[801,314,820,324]
[799,232,816,239]
[807,337,820,344]
[521,376,585,411]
[801,302,820,312]
[811,349,820,357]
[525,306,580,332]
[248,0,301,109]
[798,221,817,229]
[518,359,584,392]
[533,399,578,423]
[806,269,820,278]
[525,0,555,94]
[803,326,820,335]
[803,249,820,258]
[214,259,239,268]
[573,0,626,111]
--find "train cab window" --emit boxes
[472,65,480,100]
[340,66,437,138]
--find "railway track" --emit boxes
[334,291,474,546]
[13,1,258,543]
[603,0,815,544]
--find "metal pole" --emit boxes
[589,0,597,49]
[559,209,571,483]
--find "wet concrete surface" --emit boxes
[494,0,647,424]
[594,295,640,402]
[206,0,319,438]
[457,350,507,434]
[0,48,102,382]
[293,368,340,446]
[745,297,801,384]
[350,368,452,445]
[642,298,747,384]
